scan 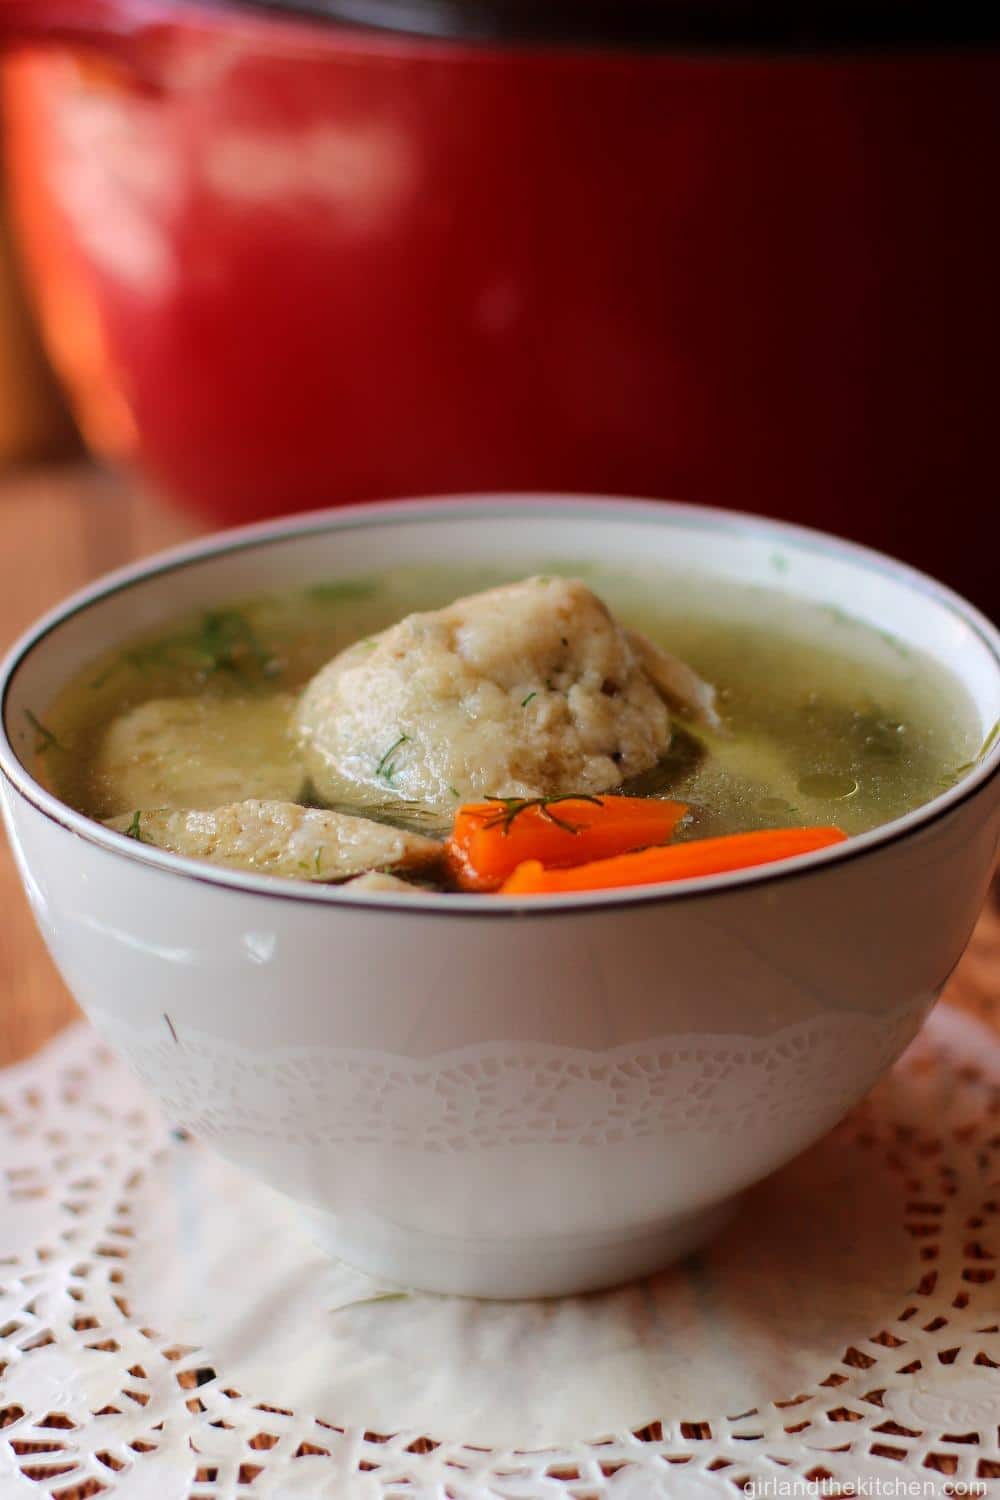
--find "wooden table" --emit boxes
[0,464,997,1071]
[0,464,199,1065]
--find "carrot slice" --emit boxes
[499,826,848,895]
[447,795,688,891]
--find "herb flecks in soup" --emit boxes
[105,801,439,884]
[297,576,715,817]
[33,567,978,893]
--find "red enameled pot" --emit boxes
[0,0,997,614]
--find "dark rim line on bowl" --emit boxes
[1,495,998,918]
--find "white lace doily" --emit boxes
[1,1007,999,1498]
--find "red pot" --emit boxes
[1,1,997,613]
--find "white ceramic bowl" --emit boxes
[2,498,999,1298]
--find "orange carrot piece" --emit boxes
[499,826,848,895]
[447,795,688,891]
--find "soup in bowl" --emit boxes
[1,497,998,1297]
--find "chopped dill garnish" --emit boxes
[307,578,377,604]
[375,734,409,783]
[88,663,120,690]
[25,709,63,753]
[979,717,1000,761]
[196,608,277,677]
[520,692,537,708]
[125,809,144,842]
[329,796,446,834]
[448,785,460,799]
[483,793,603,835]
[107,612,279,684]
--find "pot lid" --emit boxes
[230,0,998,46]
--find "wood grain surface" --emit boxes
[0,465,996,1069]
[0,464,198,1065]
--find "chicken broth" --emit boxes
[31,565,980,888]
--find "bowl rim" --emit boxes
[1,491,998,918]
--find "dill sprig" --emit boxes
[196,609,278,677]
[326,797,446,835]
[483,793,603,835]
[375,734,409,783]
[88,662,120,690]
[125,810,144,842]
[25,709,64,754]
[93,607,281,690]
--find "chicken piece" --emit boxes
[296,576,713,816]
[343,871,421,894]
[95,695,303,816]
[627,631,720,728]
[105,800,440,883]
